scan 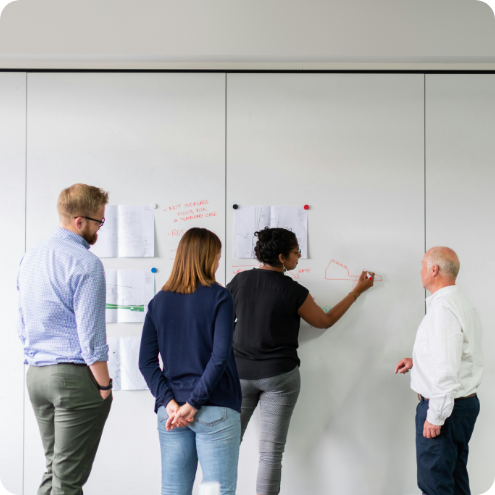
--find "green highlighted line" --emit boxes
[106,304,145,312]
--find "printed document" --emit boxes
[233,206,308,258]
[108,337,149,391]
[106,270,155,323]
[91,205,154,257]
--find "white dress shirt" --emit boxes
[410,285,483,426]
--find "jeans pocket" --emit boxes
[157,406,169,424]
[195,406,227,426]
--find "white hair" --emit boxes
[426,247,460,279]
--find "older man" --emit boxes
[17,183,113,495]
[395,247,483,495]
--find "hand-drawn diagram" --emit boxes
[325,259,382,281]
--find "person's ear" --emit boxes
[278,253,285,265]
[432,265,439,277]
[74,217,83,230]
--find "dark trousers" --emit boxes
[27,364,112,495]
[416,396,480,495]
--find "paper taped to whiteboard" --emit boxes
[91,205,155,257]
[105,270,155,323]
[233,206,307,259]
[108,337,148,391]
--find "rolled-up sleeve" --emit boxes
[73,260,108,365]
[427,307,463,426]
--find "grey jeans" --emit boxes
[240,366,301,495]
[27,364,112,495]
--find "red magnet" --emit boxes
[303,205,309,210]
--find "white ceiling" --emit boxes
[0,0,494,65]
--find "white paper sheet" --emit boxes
[108,337,149,391]
[233,206,308,258]
[91,205,154,257]
[105,269,155,323]
[233,206,271,258]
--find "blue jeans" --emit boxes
[416,396,480,495]
[157,405,241,495]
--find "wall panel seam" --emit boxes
[424,74,427,315]
[224,73,227,282]
[22,71,27,495]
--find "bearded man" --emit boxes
[17,183,113,495]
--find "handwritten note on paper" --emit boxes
[108,337,149,391]
[233,206,308,259]
[105,270,155,323]
[91,205,154,258]
[163,199,220,260]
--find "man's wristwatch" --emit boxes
[97,379,113,391]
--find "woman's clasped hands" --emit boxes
[165,399,197,431]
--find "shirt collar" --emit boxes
[425,285,459,309]
[52,227,90,250]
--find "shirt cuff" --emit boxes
[158,390,176,409]
[426,409,446,426]
[82,344,109,365]
[187,396,202,411]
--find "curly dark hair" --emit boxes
[253,227,298,267]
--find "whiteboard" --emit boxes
[425,74,495,494]
[226,74,425,495]
[1,72,493,495]
[0,72,26,495]
[24,73,226,495]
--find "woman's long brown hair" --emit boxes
[162,228,222,294]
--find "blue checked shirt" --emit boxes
[17,228,108,366]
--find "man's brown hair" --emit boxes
[162,228,221,294]
[57,183,109,221]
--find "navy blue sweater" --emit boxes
[139,283,242,413]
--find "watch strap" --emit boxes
[98,378,113,391]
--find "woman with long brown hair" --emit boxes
[139,228,242,495]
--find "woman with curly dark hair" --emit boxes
[227,227,374,495]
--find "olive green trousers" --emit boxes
[27,364,112,495]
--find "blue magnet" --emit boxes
[151,267,157,273]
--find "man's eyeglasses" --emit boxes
[74,216,105,228]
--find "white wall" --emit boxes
[1,72,494,495]
[23,72,227,495]
[226,73,425,495]
[425,74,495,493]
[0,0,494,65]
[0,72,26,495]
